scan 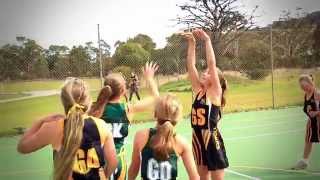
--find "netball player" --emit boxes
[89,62,159,180]
[17,77,118,180]
[128,94,200,180]
[182,29,229,180]
[292,74,320,170]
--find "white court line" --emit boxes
[222,110,304,123]
[226,169,260,180]
[225,129,304,141]
[124,128,305,145]
[223,119,304,131]
[232,165,320,176]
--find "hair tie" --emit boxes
[309,74,314,81]
[67,103,85,116]
[160,119,171,125]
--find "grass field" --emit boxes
[0,78,102,94]
[0,93,28,100]
[1,107,319,179]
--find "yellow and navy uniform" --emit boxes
[54,116,110,180]
[304,92,320,143]
[191,92,229,170]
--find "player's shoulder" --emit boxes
[174,134,190,155]
[314,89,320,100]
[135,128,150,140]
[134,128,150,150]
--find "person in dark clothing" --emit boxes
[129,72,141,101]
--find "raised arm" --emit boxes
[193,29,222,97]
[144,62,159,97]
[128,62,159,114]
[182,32,201,93]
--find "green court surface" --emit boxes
[0,107,319,180]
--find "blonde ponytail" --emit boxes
[54,78,90,180]
[151,94,182,161]
[151,121,175,161]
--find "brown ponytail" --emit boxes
[218,69,227,108]
[151,94,182,161]
[54,78,90,180]
[89,73,126,118]
[88,85,112,118]
[309,74,314,81]
[103,73,126,101]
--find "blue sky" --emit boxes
[0,0,319,51]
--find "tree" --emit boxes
[151,34,187,75]
[16,37,47,78]
[313,24,320,65]
[113,42,150,72]
[0,44,21,80]
[68,45,92,77]
[45,45,69,77]
[239,40,270,79]
[99,39,111,57]
[128,34,156,53]
[176,0,258,57]
[272,8,316,67]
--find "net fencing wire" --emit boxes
[0,25,318,111]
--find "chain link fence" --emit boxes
[0,26,319,116]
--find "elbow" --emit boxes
[128,162,140,180]
[128,166,138,180]
[189,174,200,180]
[17,142,29,154]
[110,158,118,172]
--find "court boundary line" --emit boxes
[223,119,304,131]
[0,127,305,149]
[0,169,49,176]
[226,169,261,180]
[225,129,304,141]
[231,165,320,176]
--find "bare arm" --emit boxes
[178,136,200,180]
[144,62,159,97]
[17,114,64,154]
[128,62,159,114]
[194,29,222,99]
[310,90,320,118]
[128,130,148,180]
[103,131,118,178]
[182,32,201,93]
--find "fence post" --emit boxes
[270,24,275,109]
[97,24,104,88]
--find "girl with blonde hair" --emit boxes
[128,94,199,180]
[292,74,320,170]
[17,77,118,180]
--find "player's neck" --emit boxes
[306,88,315,98]
[109,96,121,103]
